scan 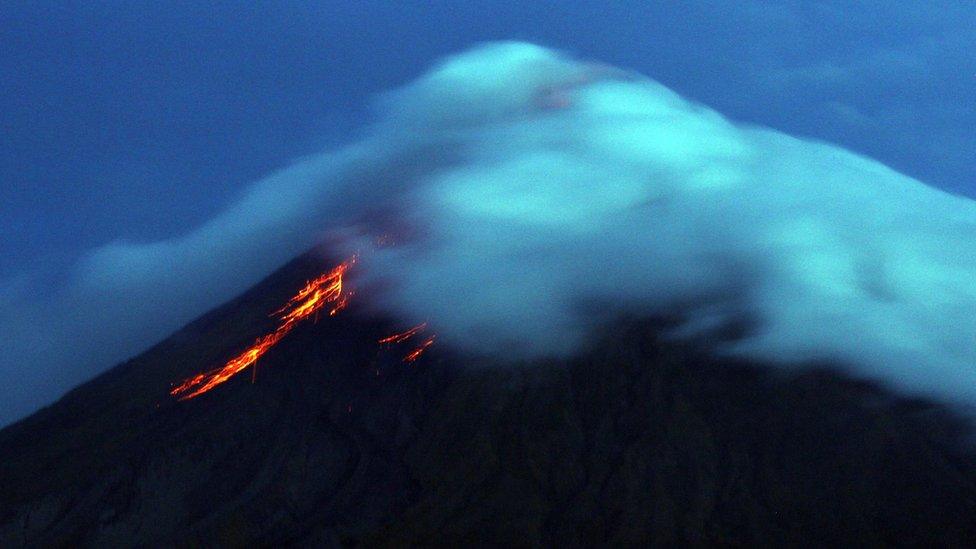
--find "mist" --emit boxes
[2,42,975,426]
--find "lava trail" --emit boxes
[404,335,436,363]
[170,257,355,400]
[378,322,428,345]
[378,322,436,363]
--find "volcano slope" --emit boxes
[1,250,976,547]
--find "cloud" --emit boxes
[3,41,976,426]
[351,42,976,405]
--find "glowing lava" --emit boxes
[404,335,436,363]
[170,257,355,401]
[378,322,436,363]
[170,254,439,401]
[378,322,428,345]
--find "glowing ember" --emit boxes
[378,322,436,363]
[170,257,355,400]
[404,335,436,363]
[378,322,428,345]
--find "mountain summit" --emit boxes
[2,249,975,546]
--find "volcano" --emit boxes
[2,248,976,547]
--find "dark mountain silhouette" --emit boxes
[2,250,976,546]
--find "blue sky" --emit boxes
[2,1,973,278]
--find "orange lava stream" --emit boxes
[377,322,436,362]
[404,335,436,363]
[170,257,355,401]
[378,322,428,345]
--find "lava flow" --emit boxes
[378,322,428,345]
[378,323,436,363]
[169,257,356,401]
[404,335,436,363]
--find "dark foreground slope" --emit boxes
[2,252,975,547]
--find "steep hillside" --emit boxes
[2,251,975,546]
